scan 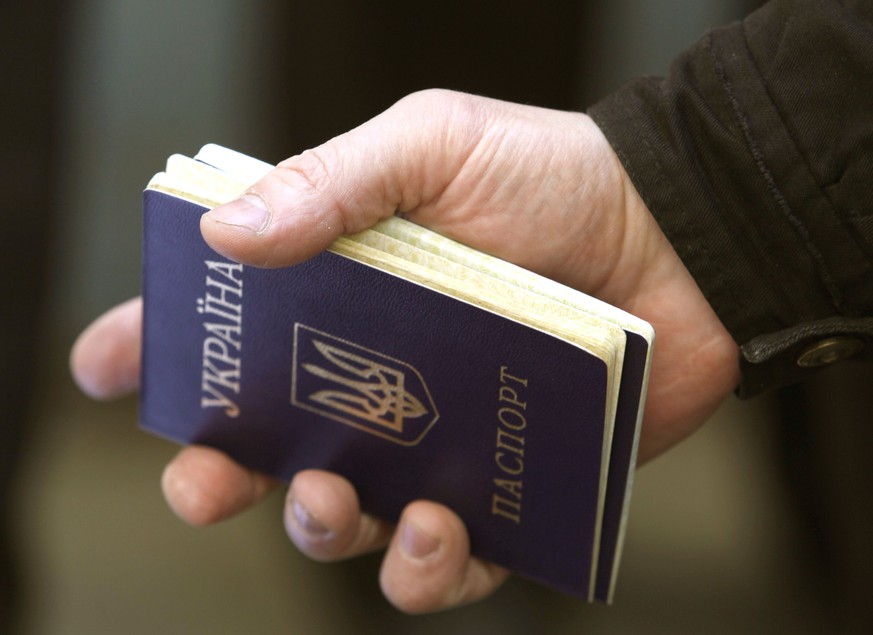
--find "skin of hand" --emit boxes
[70,89,740,613]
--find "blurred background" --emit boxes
[3,0,870,632]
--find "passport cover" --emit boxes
[140,147,653,601]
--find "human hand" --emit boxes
[71,89,739,612]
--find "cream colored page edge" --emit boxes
[147,166,623,395]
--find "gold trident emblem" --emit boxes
[304,340,428,433]
[292,324,439,445]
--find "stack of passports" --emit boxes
[141,144,654,602]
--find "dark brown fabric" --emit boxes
[589,0,873,396]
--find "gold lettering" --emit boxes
[198,260,244,418]
[202,359,240,391]
[496,428,525,455]
[205,260,244,286]
[490,366,529,524]
[203,336,241,368]
[497,406,527,431]
[499,366,528,388]
[491,492,522,524]
[498,385,527,409]
[201,381,240,417]
[203,322,242,350]
[494,477,523,499]
[204,276,242,312]
[304,340,427,432]
[197,293,242,324]
[495,452,524,475]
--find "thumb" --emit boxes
[200,90,487,267]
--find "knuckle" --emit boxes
[273,146,349,232]
[381,575,443,615]
[276,147,335,194]
[394,88,465,113]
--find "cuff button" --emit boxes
[796,336,865,368]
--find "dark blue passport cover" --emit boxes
[141,187,639,598]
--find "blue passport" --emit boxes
[140,145,653,601]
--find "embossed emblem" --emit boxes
[291,324,439,445]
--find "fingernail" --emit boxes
[290,498,333,540]
[206,193,271,233]
[401,521,440,560]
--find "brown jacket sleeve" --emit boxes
[589,0,873,396]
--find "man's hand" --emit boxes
[71,90,739,613]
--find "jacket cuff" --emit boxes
[588,1,873,396]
